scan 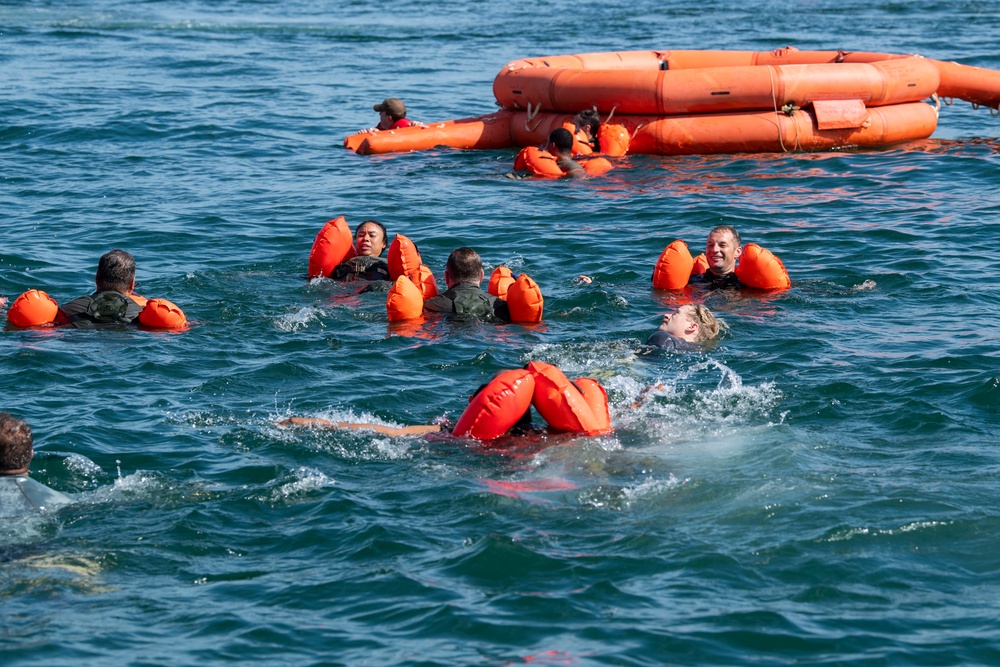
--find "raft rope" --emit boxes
[525,102,543,132]
[769,65,791,152]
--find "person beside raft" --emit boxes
[0,412,74,515]
[56,249,150,329]
[645,304,721,351]
[356,98,416,135]
[330,219,392,289]
[423,247,511,323]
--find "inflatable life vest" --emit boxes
[652,239,790,290]
[308,216,356,279]
[506,274,544,324]
[573,377,612,434]
[138,298,188,329]
[515,147,614,178]
[596,123,631,157]
[562,121,595,156]
[451,368,536,441]
[408,263,439,300]
[527,361,611,435]
[6,289,187,330]
[734,244,792,290]
[487,266,515,300]
[386,275,424,321]
[387,234,422,280]
[652,240,695,290]
[6,289,59,327]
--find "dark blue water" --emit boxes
[3,1,1000,665]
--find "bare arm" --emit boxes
[276,417,442,437]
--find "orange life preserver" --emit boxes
[507,274,544,323]
[514,146,565,178]
[597,123,630,157]
[581,157,614,176]
[6,289,59,327]
[452,368,536,441]
[652,240,695,290]
[386,275,424,321]
[527,361,609,434]
[138,298,188,330]
[735,244,791,290]
[388,234,422,280]
[562,121,595,156]
[308,216,356,279]
[574,377,612,434]
[691,253,709,276]
[488,266,515,299]
[408,264,439,300]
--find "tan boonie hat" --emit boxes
[373,98,406,118]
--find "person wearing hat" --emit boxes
[357,98,417,135]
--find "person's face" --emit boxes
[377,110,393,129]
[705,230,742,275]
[355,223,386,257]
[659,305,697,340]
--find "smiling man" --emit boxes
[691,225,743,289]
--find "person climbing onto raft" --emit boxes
[423,247,511,323]
[356,98,419,135]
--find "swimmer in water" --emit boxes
[0,412,74,515]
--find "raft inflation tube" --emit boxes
[343,46,1000,156]
[652,239,790,290]
[452,368,536,440]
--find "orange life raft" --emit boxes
[344,47,1000,156]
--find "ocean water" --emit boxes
[2,1,999,665]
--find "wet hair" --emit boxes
[356,219,388,255]
[548,128,575,153]
[574,109,601,136]
[708,225,742,248]
[445,247,484,284]
[689,304,722,342]
[0,412,33,472]
[95,249,136,293]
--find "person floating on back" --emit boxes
[645,304,722,351]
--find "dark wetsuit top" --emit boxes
[58,290,144,329]
[645,330,699,352]
[689,270,742,289]
[423,283,511,323]
[331,256,392,293]
[0,475,74,515]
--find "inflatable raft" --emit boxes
[344,47,1000,156]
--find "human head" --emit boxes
[659,304,720,343]
[374,97,406,121]
[0,412,33,475]
[547,128,575,156]
[573,109,601,138]
[705,225,742,276]
[444,247,485,287]
[95,249,136,294]
[355,220,388,257]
